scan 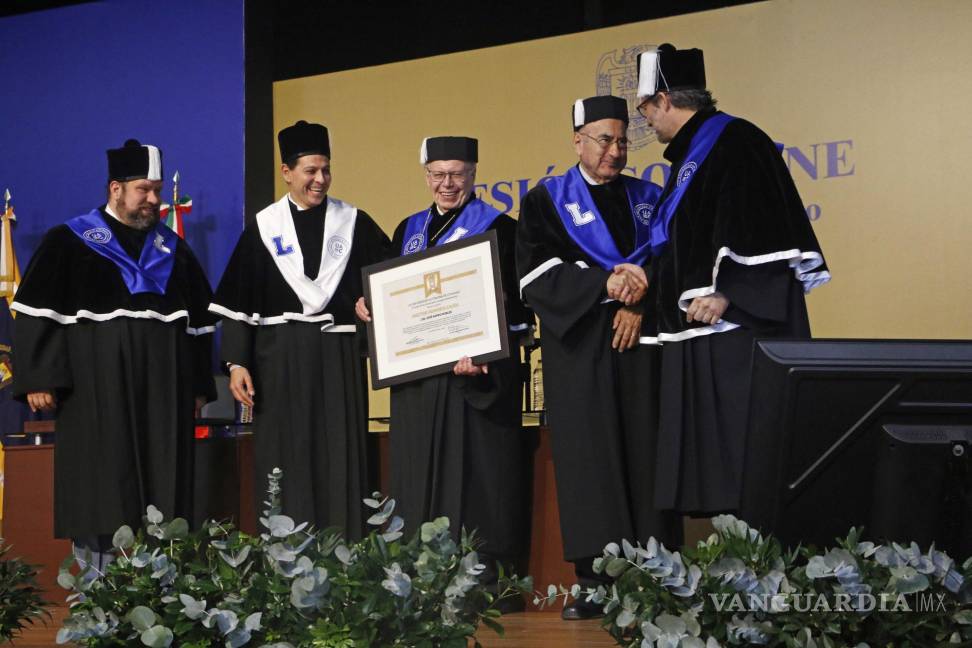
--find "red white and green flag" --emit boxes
[160,170,192,238]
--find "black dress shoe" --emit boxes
[561,598,604,620]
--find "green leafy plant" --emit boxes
[57,468,530,647]
[537,516,972,648]
[0,538,49,643]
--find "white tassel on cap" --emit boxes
[145,145,162,181]
[419,137,429,165]
[637,48,661,100]
[572,99,585,128]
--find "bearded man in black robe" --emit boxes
[13,139,217,569]
[634,44,830,515]
[210,121,390,536]
[516,96,682,620]
[356,136,532,602]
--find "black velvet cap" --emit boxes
[637,43,706,99]
[572,95,629,131]
[278,120,330,163]
[107,139,162,182]
[420,136,478,164]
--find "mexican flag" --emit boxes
[160,195,192,239]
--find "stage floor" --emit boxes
[481,611,618,647]
[14,608,618,647]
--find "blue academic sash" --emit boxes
[401,197,502,255]
[652,112,736,255]
[66,209,177,295]
[544,166,662,270]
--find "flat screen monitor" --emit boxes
[740,339,972,559]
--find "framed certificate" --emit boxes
[362,230,509,388]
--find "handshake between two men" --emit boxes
[606,262,648,352]
[605,262,730,352]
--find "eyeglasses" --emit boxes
[578,131,630,150]
[426,169,470,183]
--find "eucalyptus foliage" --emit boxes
[537,516,972,648]
[0,538,49,643]
[57,469,529,647]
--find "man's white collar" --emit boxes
[287,193,325,211]
[578,164,606,186]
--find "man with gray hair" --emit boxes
[634,43,830,515]
[356,136,532,607]
[13,139,217,569]
[517,97,681,620]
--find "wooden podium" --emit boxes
[1,424,257,602]
[2,425,574,605]
[2,442,68,602]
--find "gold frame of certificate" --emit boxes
[362,230,509,388]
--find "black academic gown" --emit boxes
[388,201,533,560]
[12,209,217,540]
[649,109,830,514]
[516,169,682,562]
[210,197,390,538]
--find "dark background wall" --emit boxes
[0,0,245,283]
[264,0,758,80]
[244,0,758,219]
[0,0,756,273]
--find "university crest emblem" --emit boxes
[595,44,653,151]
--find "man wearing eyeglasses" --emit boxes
[633,44,829,516]
[516,96,682,620]
[356,136,532,610]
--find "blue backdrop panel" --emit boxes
[0,0,245,284]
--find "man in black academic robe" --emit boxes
[516,97,682,620]
[12,139,217,566]
[634,44,830,514]
[356,136,533,592]
[210,121,390,537]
